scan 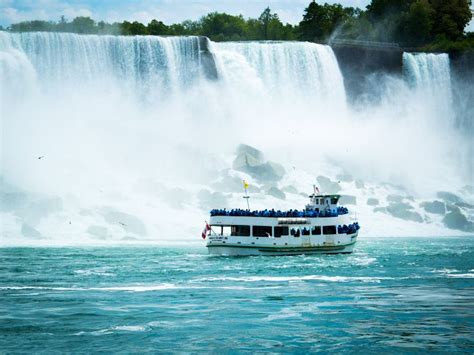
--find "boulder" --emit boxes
[367,198,379,206]
[102,208,147,236]
[442,210,474,232]
[437,191,462,204]
[316,176,341,194]
[420,200,446,215]
[233,145,285,182]
[386,202,423,223]
[339,195,357,205]
[355,179,365,189]
[336,173,353,182]
[374,207,387,213]
[266,187,286,200]
[387,194,404,203]
[21,223,42,239]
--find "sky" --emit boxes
[1,0,473,31]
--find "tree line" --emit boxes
[4,0,473,51]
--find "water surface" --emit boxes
[1,237,474,352]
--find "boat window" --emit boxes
[315,199,319,204]
[253,226,272,237]
[290,228,300,237]
[231,225,250,237]
[274,226,289,238]
[301,227,310,236]
[311,226,321,235]
[323,225,337,235]
[331,197,338,204]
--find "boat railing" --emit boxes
[210,207,349,218]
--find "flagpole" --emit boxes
[243,180,250,210]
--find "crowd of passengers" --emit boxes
[210,207,349,218]
[290,222,360,237]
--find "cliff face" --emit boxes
[331,44,403,101]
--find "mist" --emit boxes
[1,31,472,244]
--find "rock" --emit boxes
[461,185,474,195]
[198,189,228,210]
[266,187,286,200]
[367,198,379,206]
[420,200,446,215]
[442,210,474,232]
[355,179,365,189]
[336,173,353,182]
[233,145,285,182]
[339,195,357,205]
[282,185,298,194]
[387,194,404,203]
[236,144,264,162]
[437,191,462,204]
[21,223,42,239]
[386,202,423,223]
[87,225,109,239]
[455,201,474,209]
[446,204,461,213]
[374,207,387,213]
[316,176,341,194]
[102,208,147,236]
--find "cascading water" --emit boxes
[0,32,471,244]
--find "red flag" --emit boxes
[202,222,211,239]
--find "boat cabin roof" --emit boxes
[308,194,341,199]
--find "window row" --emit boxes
[211,225,338,237]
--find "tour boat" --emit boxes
[203,190,360,256]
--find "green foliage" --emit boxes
[4,1,474,52]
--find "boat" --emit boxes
[203,188,360,256]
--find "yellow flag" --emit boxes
[243,180,249,189]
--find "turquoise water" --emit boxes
[1,237,474,352]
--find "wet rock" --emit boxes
[355,179,365,189]
[437,191,462,204]
[442,210,474,232]
[455,201,474,209]
[87,225,109,239]
[339,195,357,205]
[386,202,423,223]
[282,185,298,194]
[420,200,446,215]
[233,145,285,182]
[198,189,228,210]
[374,207,387,213]
[21,223,42,239]
[102,208,147,236]
[367,198,379,206]
[387,194,404,203]
[336,173,353,183]
[446,204,461,213]
[316,176,341,194]
[266,187,286,200]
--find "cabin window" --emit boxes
[311,226,321,235]
[290,228,300,237]
[331,197,338,204]
[231,225,250,237]
[274,226,289,238]
[301,227,310,236]
[315,198,319,204]
[253,226,272,237]
[323,225,337,235]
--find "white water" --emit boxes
[0,32,471,244]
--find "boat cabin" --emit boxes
[306,194,340,212]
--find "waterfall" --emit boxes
[0,32,471,243]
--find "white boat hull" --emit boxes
[207,233,358,256]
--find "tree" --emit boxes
[400,0,435,45]
[430,0,472,40]
[70,16,96,34]
[121,21,148,35]
[147,19,168,35]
